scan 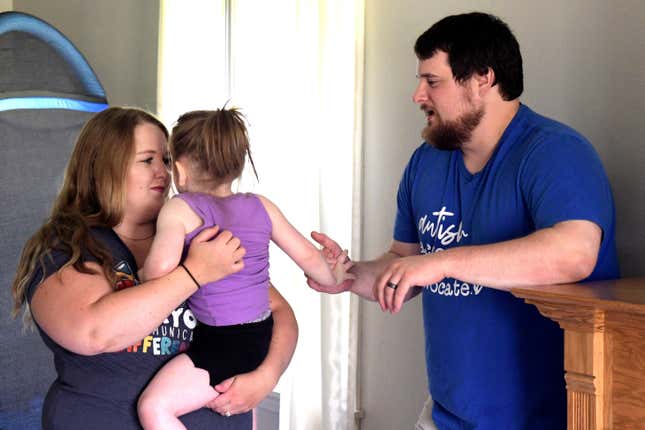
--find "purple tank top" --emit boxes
[177,192,272,326]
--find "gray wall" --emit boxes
[360,0,645,429]
[0,1,13,12]
[13,0,159,111]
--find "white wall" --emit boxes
[12,0,159,111]
[360,1,645,429]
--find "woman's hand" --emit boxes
[207,366,278,416]
[206,286,297,417]
[182,226,246,286]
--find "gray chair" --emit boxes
[0,11,107,429]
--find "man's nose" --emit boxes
[412,81,428,104]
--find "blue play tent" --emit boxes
[0,11,108,429]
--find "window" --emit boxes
[158,2,364,428]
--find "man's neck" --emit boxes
[461,100,520,174]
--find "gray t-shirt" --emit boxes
[26,227,251,429]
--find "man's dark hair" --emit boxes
[414,12,523,100]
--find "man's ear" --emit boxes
[474,67,496,97]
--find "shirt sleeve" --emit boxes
[520,133,615,235]
[394,146,423,243]
[25,248,71,303]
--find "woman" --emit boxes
[11,107,298,429]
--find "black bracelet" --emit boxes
[180,262,201,289]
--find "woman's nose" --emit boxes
[155,161,169,178]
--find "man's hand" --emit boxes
[311,231,343,260]
[374,254,445,313]
[306,231,355,294]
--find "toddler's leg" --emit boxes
[138,353,219,430]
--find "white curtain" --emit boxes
[158,1,364,429]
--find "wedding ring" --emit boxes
[386,281,398,290]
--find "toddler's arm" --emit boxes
[139,198,190,281]
[258,195,353,286]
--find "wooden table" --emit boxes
[511,278,645,429]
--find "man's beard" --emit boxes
[422,106,484,150]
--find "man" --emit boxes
[309,12,619,430]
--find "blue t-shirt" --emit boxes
[394,104,619,429]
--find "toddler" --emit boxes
[136,108,352,429]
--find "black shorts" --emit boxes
[186,315,273,386]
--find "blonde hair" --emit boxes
[169,107,257,186]
[11,107,168,321]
